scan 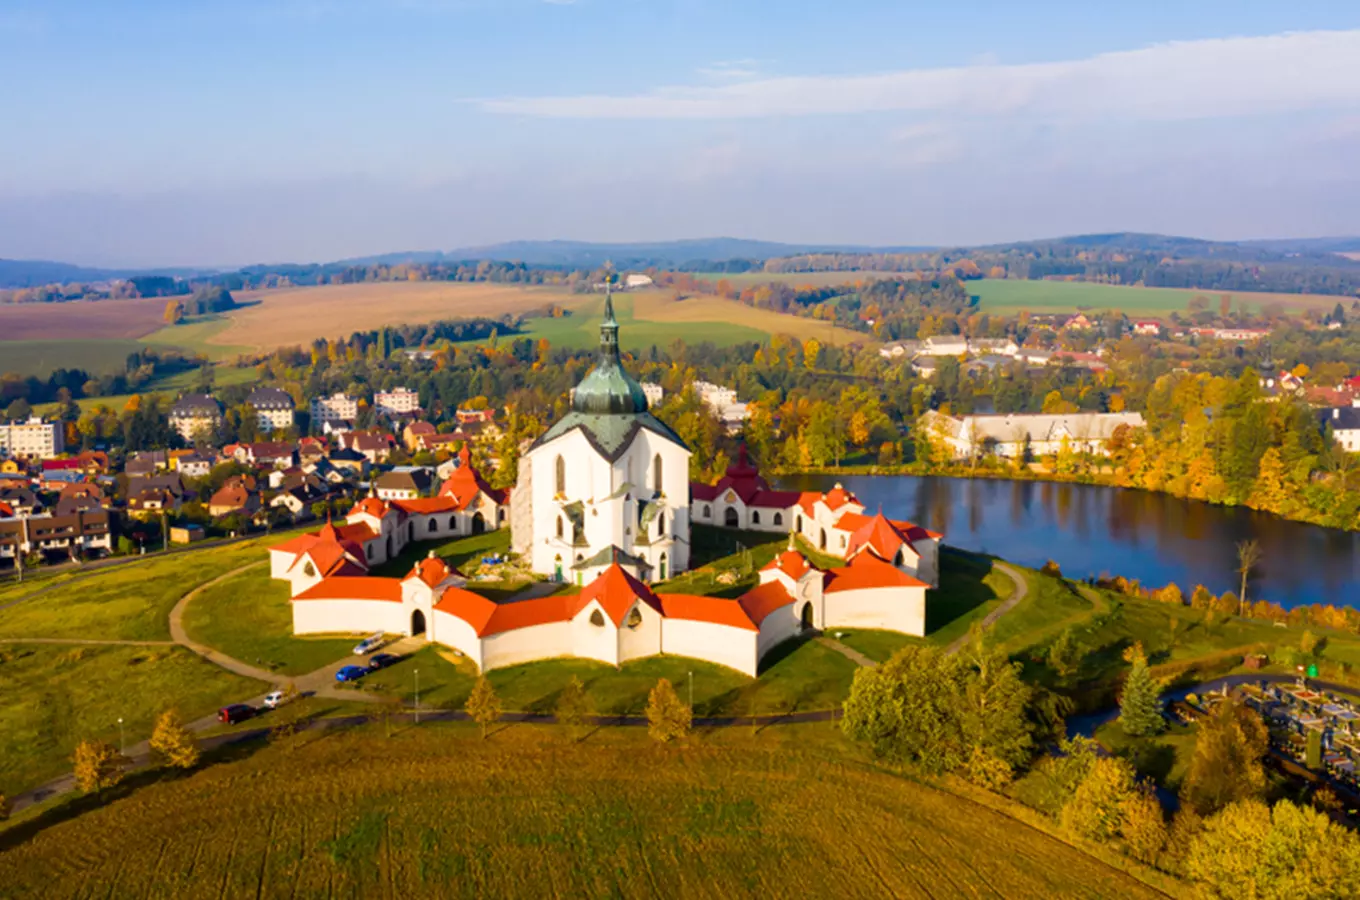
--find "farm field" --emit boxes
[967,278,1344,315]
[0,297,169,341]
[146,281,592,355]
[691,270,902,288]
[32,362,259,415]
[0,723,1170,899]
[0,339,150,378]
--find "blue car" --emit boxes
[335,665,367,683]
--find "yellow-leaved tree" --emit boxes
[466,676,502,740]
[149,709,200,769]
[73,739,128,795]
[646,678,691,743]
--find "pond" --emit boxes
[776,474,1360,610]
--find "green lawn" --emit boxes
[369,529,512,580]
[141,314,253,360]
[359,633,859,718]
[968,278,1337,316]
[180,565,356,677]
[35,361,258,416]
[0,642,263,796]
[0,535,297,642]
[0,339,150,378]
[1093,719,1199,794]
[987,570,1096,654]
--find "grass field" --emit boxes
[0,339,154,378]
[968,278,1343,316]
[0,643,262,797]
[32,361,259,416]
[0,297,169,341]
[0,723,1170,899]
[692,270,902,288]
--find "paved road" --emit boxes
[945,561,1028,655]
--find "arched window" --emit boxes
[366,544,374,559]
[894,549,904,566]
[658,513,666,536]
[652,453,663,493]
[626,607,643,629]
[554,455,566,495]
[752,511,761,525]
[659,552,668,580]
[796,515,803,531]
[703,504,711,518]
[774,512,783,526]
[449,516,457,532]
[428,519,437,533]
[841,536,847,549]
[590,609,605,627]
[556,516,564,539]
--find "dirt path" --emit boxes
[0,638,178,646]
[945,561,1028,656]
[815,635,877,668]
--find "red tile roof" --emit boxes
[404,555,453,588]
[825,553,928,593]
[735,580,795,626]
[798,484,861,517]
[391,497,458,515]
[690,444,800,509]
[569,563,663,626]
[350,497,394,520]
[835,511,941,543]
[658,593,758,631]
[437,446,507,508]
[293,577,403,603]
[761,549,812,580]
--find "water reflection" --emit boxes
[777,474,1360,610]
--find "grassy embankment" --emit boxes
[0,722,1175,900]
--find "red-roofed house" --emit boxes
[690,445,802,532]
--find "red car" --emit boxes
[217,704,254,725]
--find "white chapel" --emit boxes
[510,290,692,584]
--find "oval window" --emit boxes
[303,561,316,577]
[626,607,643,629]
[590,609,605,627]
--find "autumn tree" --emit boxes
[555,675,594,740]
[1185,800,1360,899]
[645,678,691,743]
[0,792,10,820]
[466,676,502,740]
[1182,697,1268,815]
[163,300,183,325]
[1061,755,1137,842]
[73,739,128,794]
[1118,643,1163,737]
[149,709,200,769]
[1120,784,1168,864]
[1235,539,1262,615]
[1046,627,1082,680]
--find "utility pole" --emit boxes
[414,668,420,725]
[118,717,125,755]
[688,670,694,712]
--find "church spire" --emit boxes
[599,265,620,363]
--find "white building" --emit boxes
[624,273,654,289]
[374,387,421,418]
[0,417,65,460]
[310,392,358,429]
[919,410,1146,460]
[512,296,692,584]
[917,336,970,357]
[247,387,296,434]
[1322,406,1360,453]
[168,394,222,443]
[639,382,664,406]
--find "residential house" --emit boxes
[339,430,396,464]
[1132,320,1162,336]
[918,336,970,357]
[1321,406,1360,453]
[1062,314,1094,331]
[402,421,437,453]
[209,475,261,518]
[374,468,435,500]
[168,394,222,442]
[638,382,665,406]
[877,340,921,360]
[0,485,42,515]
[125,449,170,478]
[0,507,113,562]
[327,447,369,477]
[176,452,214,479]
[247,387,296,433]
[226,441,298,469]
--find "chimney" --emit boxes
[1335,408,1341,420]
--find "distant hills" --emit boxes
[3,232,1360,289]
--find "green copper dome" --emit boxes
[571,293,650,415]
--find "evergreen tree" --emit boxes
[1119,644,1163,737]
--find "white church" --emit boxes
[267,293,945,676]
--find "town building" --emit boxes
[247,387,296,433]
[919,410,1146,460]
[512,295,692,584]
[374,468,435,500]
[639,382,664,406]
[0,417,65,460]
[310,392,358,430]
[168,394,222,442]
[624,273,653,289]
[1321,406,1360,453]
[0,507,113,563]
[1132,320,1162,336]
[374,387,421,418]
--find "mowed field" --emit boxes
[692,270,901,288]
[0,297,174,375]
[968,278,1346,315]
[513,293,866,352]
[0,724,1169,899]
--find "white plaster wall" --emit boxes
[292,600,405,636]
[616,601,663,664]
[824,586,927,637]
[429,610,484,670]
[481,621,574,671]
[755,605,800,662]
[570,601,621,665]
[270,548,298,579]
[660,619,758,677]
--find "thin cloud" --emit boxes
[480,29,1360,120]
[696,59,762,81]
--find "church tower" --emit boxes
[512,280,692,584]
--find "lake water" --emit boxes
[776,474,1360,610]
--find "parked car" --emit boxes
[217,704,254,725]
[335,665,367,683]
[367,653,399,671]
[353,632,384,656]
[263,691,286,709]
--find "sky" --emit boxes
[2,0,1360,267]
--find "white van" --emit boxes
[353,632,384,655]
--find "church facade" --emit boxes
[510,292,691,584]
